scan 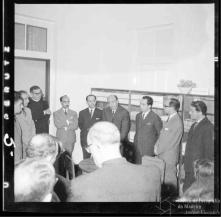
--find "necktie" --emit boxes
[112,110,115,115]
[90,109,93,118]
[166,116,170,122]
[142,113,145,120]
[64,109,67,115]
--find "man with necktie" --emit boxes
[183,100,214,192]
[53,95,78,156]
[78,94,102,159]
[102,95,130,157]
[154,98,183,196]
[134,96,163,164]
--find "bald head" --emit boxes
[87,122,121,167]
[60,95,70,109]
[107,95,118,111]
[87,121,120,147]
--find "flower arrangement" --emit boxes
[177,80,196,94]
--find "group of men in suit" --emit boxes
[14,86,214,201]
[52,93,214,197]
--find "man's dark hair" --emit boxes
[30,85,41,93]
[14,91,23,103]
[191,101,207,115]
[60,95,69,102]
[113,95,118,101]
[169,98,180,112]
[142,96,153,107]
[86,94,97,101]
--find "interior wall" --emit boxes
[15,4,215,163]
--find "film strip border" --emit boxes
[2,0,15,209]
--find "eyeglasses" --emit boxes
[85,143,93,153]
[164,105,170,108]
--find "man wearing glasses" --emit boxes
[154,98,183,197]
[28,85,51,134]
[53,95,78,156]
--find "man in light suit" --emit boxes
[68,122,161,202]
[183,101,214,192]
[102,95,130,157]
[78,94,102,159]
[154,98,183,196]
[53,95,78,156]
[134,96,163,164]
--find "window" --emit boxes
[15,23,47,52]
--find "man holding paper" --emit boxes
[53,95,78,155]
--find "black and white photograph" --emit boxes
[2,0,220,215]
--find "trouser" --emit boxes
[183,171,195,193]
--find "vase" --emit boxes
[178,87,192,94]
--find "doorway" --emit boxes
[14,57,50,103]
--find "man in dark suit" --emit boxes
[183,100,214,192]
[28,86,51,134]
[78,94,102,159]
[134,96,163,164]
[68,122,161,202]
[102,95,130,156]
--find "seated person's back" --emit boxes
[68,122,161,202]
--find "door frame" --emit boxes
[15,14,56,134]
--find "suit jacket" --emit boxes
[28,97,50,134]
[102,105,130,142]
[68,157,161,202]
[134,110,162,156]
[78,108,102,147]
[53,108,78,151]
[16,107,36,158]
[184,117,214,174]
[14,118,23,164]
[155,113,183,166]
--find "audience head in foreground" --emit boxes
[178,159,214,202]
[69,121,161,202]
[26,134,58,164]
[26,134,71,202]
[15,158,56,202]
[87,121,121,168]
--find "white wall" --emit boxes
[15,4,215,163]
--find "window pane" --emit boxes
[15,23,25,50]
[26,25,47,52]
